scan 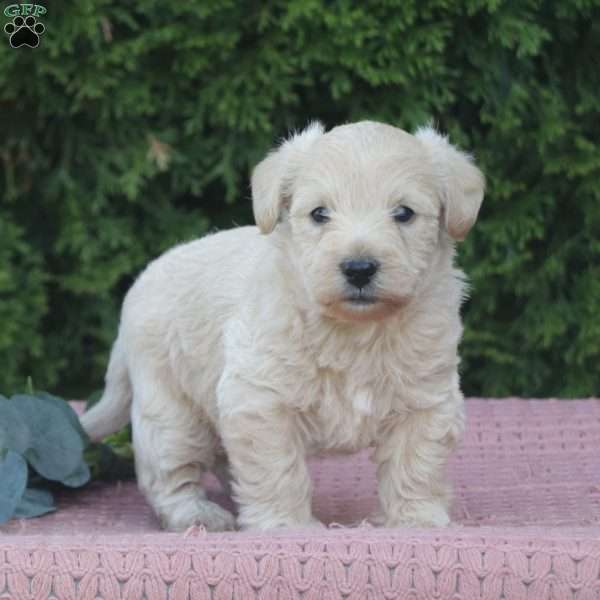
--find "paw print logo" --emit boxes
[4,15,45,48]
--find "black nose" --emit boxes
[340,258,379,289]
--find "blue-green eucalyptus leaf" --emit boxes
[0,398,31,454]
[0,450,28,524]
[61,460,91,488]
[34,392,90,445]
[14,488,56,519]
[11,394,86,484]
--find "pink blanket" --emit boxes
[2,398,599,599]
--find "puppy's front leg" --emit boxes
[218,383,315,530]
[375,398,464,527]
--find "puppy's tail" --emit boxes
[80,335,132,442]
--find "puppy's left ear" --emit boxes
[415,127,486,241]
[252,122,325,234]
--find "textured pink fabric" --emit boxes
[1,398,600,599]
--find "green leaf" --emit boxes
[84,442,135,482]
[14,488,56,519]
[0,450,28,524]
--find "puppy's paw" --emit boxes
[299,517,326,530]
[159,496,236,532]
[372,499,451,528]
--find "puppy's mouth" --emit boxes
[321,288,407,322]
[343,291,379,306]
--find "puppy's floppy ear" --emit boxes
[415,126,485,241]
[252,122,325,234]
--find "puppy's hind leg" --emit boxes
[131,370,235,532]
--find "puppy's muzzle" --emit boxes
[340,258,379,289]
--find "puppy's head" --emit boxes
[252,121,485,322]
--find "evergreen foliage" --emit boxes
[1,1,598,397]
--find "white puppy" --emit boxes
[81,121,485,532]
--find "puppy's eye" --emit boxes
[392,206,415,224]
[310,207,330,224]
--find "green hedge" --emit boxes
[1,1,599,398]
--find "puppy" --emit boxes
[81,121,485,531]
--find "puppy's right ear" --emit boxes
[252,122,324,234]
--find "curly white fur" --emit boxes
[81,121,485,531]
